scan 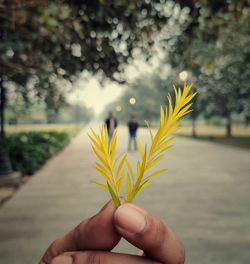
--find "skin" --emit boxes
[40,202,185,264]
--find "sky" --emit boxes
[70,77,124,115]
[68,55,162,116]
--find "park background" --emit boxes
[0,1,249,263]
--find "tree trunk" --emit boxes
[0,79,5,141]
[226,114,232,138]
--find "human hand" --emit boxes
[40,202,185,264]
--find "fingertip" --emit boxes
[114,203,147,235]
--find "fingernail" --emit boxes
[115,204,146,234]
[51,255,72,264]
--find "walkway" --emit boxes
[0,126,249,263]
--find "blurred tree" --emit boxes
[0,0,170,140]
[164,1,250,137]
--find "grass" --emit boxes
[175,123,250,149]
[5,123,84,136]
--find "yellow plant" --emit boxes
[88,83,196,207]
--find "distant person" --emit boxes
[128,114,139,151]
[105,111,118,140]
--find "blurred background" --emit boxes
[0,1,250,263]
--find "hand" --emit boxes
[40,202,185,264]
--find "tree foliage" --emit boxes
[0,0,171,138]
[164,1,250,137]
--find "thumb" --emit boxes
[114,203,185,264]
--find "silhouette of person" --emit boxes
[105,111,118,141]
[128,114,139,151]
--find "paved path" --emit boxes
[0,126,249,264]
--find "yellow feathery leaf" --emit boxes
[178,87,182,102]
[158,145,173,155]
[165,106,168,120]
[125,158,134,182]
[182,83,193,98]
[88,134,102,152]
[168,94,173,118]
[145,121,153,142]
[147,154,164,170]
[100,126,107,151]
[181,93,196,107]
[160,106,165,127]
[94,163,111,182]
[109,130,117,153]
[91,145,108,168]
[136,139,144,158]
[104,125,109,149]
[109,131,118,164]
[107,181,120,208]
[117,170,125,193]
[89,83,196,204]
[157,137,174,151]
[90,127,99,141]
[94,181,108,190]
[137,161,141,176]
[139,180,151,191]
[146,169,168,179]
[172,120,181,130]
[173,85,179,104]
[176,103,193,119]
[126,173,132,201]
[149,129,161,155]
[114,152,123,167]
[116,154,127,179]
[138,145,147,180]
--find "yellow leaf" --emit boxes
[139,180,151,191]
[157,137,174,151]
[107,181,120,208]
[126,173,132,201]
[137,161,141,176]
[88,134,102,152]
[117,170,125,193]
[89,127,99,140]
[137,145,147,180]
[146,169,168,179]
[89,83,197,204]
[94,181,108,190]
[147,154,164,170]
[116,154,127,179]
[94,163,111,182]
[125,158,134,182]
[145,121,153,142]
[136,139,144,158]
[168,95,173,118]
[176,103,192,119]
[91,145,109,171]
[160,106,165,127]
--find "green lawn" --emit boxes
[175,123,250,149]
[6,123,84,136]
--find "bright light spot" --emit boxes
[179,71,188,81]
[116,105,122,112]
[129,97,136,105]
[71,43,82,57]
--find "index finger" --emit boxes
[114,203,185,264]
[40,201,121,264]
